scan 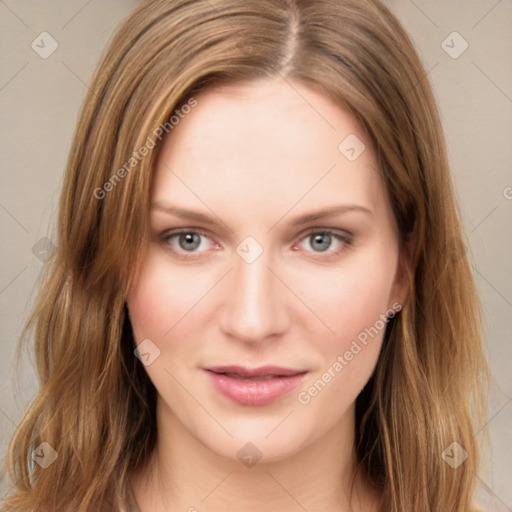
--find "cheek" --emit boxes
[295,248,398,347]
[296,260,396,412]
[325,251,398,386]
[126,251,208,343]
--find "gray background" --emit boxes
[0,1,511,510]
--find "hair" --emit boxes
[1,0,491,511]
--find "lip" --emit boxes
[204,365,308,406]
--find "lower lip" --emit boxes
[205,371,307,406]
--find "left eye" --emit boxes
[297,230,352,255]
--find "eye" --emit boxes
[158,227,353,260]
[159,229,216,259]
[296,229,353,257]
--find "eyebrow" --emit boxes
[151,202,373,229]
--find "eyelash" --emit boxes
[158,228,353,261]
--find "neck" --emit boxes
[130,398,381,512]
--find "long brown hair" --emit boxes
[1,0,491,510]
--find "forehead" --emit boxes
[152,78,386,220]
[159,78,368,162]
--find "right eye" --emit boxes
[159,229,218,259]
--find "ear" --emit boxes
[389,227,416,309]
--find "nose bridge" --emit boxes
[219,240,288,342]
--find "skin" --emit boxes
[126,76,409,512]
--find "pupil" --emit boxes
[180,233,200,251]
[312,233,331,252]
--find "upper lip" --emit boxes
[204,365,307,377]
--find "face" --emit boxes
[126,77,408,463]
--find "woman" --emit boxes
[1,0,490,511]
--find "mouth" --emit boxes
[204,365,308,406]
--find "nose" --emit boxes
[218,245,290,344]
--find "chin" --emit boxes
[195,417,316,465]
